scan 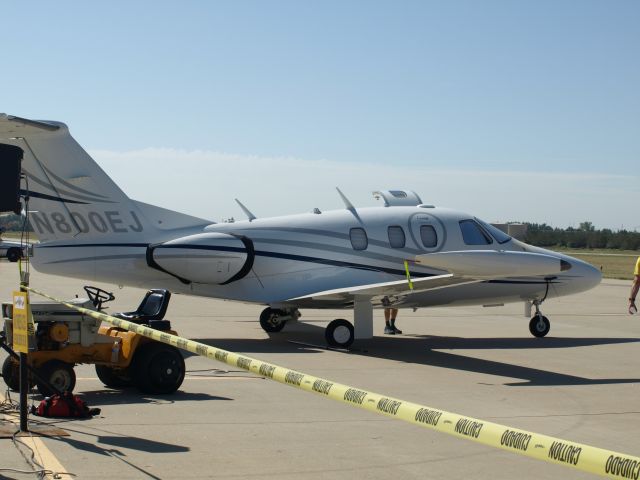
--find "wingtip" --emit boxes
[235,198,257,221]
[336,187,355,211]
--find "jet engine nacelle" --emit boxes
[147,232,254,285]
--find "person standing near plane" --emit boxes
[384,308,402,334]
[629,257,640,314]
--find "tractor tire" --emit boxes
[95,365,133,389]
[2,356,20,391]
[131,342,185,394]
[36,360,76,396]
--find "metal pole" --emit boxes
[19,257,29,432]
[19,352,28,431]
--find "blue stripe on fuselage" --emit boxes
[37,243,561,283]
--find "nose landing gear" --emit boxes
[528,301,550,338]
[527,276,556,338]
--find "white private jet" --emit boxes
[0,114,601,347]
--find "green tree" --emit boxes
[579,221,595,232]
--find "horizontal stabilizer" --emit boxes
[415,250,570,279]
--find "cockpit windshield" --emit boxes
[476,218,512,244]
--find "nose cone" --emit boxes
[562,256,602,294]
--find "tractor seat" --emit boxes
[114,289,171,324]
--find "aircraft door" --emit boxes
[408,212,445,252]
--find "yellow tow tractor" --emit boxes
[1,286,185,395]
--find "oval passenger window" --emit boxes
[420,225,438,248]
[349,227,368,250]
[388,226,406,248]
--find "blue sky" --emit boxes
[1,1,638,229]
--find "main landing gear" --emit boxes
[259,308,301,333]
[528,301,551,338]
[258,308,356,348]
[259,297,373,349]
[325,319,355,348]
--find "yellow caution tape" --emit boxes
[25,286,640,479]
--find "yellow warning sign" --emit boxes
[12,291,34,353]
[25,286,640,478]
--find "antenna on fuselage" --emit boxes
[235,198,256,222]
[336,187,355,212]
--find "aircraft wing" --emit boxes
[288,250,568,304]
[289,274,479,303]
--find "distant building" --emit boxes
[491,223,527,241]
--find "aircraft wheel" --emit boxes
[2,356,20,391]
[325,319,354,348]
[259,307,286,333]
[132,342,185,394]
[36,360,76,396]
[529,315,550,338]
[7,248,21,263]
[95,365,133,389]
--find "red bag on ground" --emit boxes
[32,392,100,418]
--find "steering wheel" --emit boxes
[83,286,115,310]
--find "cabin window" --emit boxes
[420,225,438,248]
[388,226,406,248]
[459,219,493,245]
[349,228,368,250]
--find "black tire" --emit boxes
[259,307,286,333]
[95,365,133,389]
[7,248,21,263]
[2,357,34,392]
[529,315,550,338]
[36,360,76,396]
[325,319,354,348]
[131,342,185,394]
[2,356,20,391]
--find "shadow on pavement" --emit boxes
[78,389,232,406]
[33,423,189,479]
[192,320,640,387]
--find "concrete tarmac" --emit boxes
[1,261,639,479]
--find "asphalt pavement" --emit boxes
[1,261,639,479]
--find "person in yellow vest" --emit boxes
[629,257,640,314]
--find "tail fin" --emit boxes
[0,114,211,243]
